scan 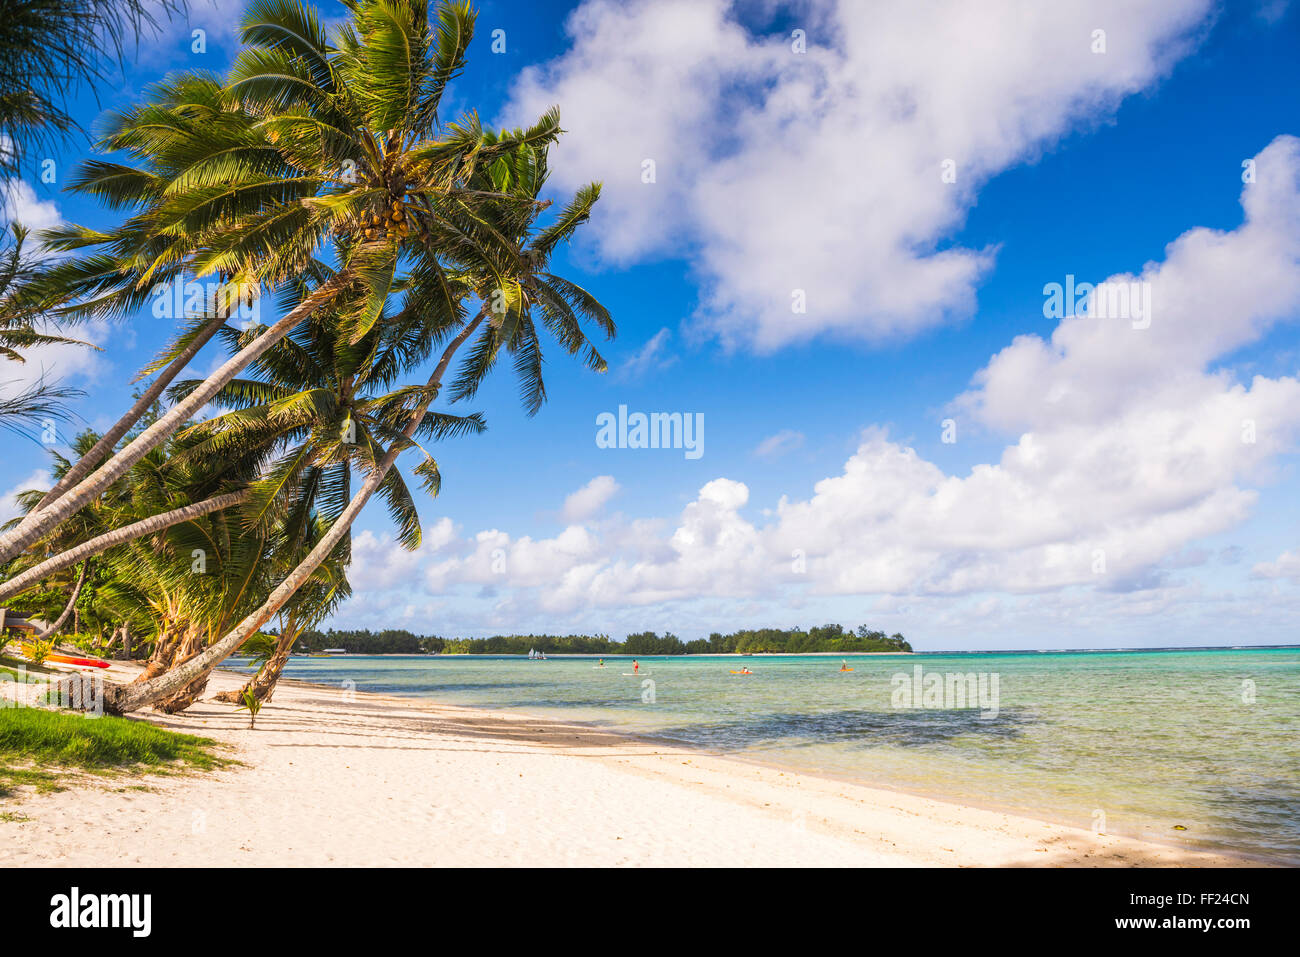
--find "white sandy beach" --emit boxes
[0,661,1252,867]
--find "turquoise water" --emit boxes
[238,649,1300,862]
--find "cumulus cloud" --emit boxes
[504,0,1213,350]
[561,475,620,522]
[0,470,49,528]
[0,182,111,404]
[1251,550,1300,582]
[339,136,1300,622]
[1,180,60,235]
[0,321,111,404]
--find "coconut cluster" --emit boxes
[337,194,427,244]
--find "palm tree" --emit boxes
[0,0,547,564]
[0,396,267,600]
[106,129,613,715]
[0,0,184,173]
[0,0,184,443]
[213,514,350,704]
[171,264,487,548]
[10,257,484,711]
[2,64,351,554]
[0,72,355,562]
[0,259,485,604]
[97,506,276,713]
[30,560,89,641]
[0,225,91,442]
[0,227,89,359]
[0,0,184,509]
[0,491,249,603]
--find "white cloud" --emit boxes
[336,136,1300,622]
[959,135,1300,435]
[347,518,458,592]
[1251,550,1300,582]
[0,182,111,403]
[1,180,60,235]
[617,327,675,379]
[753,429,804,458]
[0,470,49,528]
[0,320,112,405]
[505,0,1213,350]
[561,475,620,522]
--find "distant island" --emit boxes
[292,624,912,656]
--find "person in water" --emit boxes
[840,660,850,671]
[632,659,639,673]
[597,659,604,668]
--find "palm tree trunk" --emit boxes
[153,627,212,713]
[0,490,248,603]
[134,622,185,683]
[103,310,488,715]
[213,624,301,704]
[0,271,354,565]
[13,312,228,536]
[32,561,88,641]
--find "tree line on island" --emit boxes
[293,624,913,655]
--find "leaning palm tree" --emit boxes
[0,406,267,605]
[0,0,184,173]
[87,505,275,712]
[106,128,613,715]
[0,0,548,564]
[213,513,350,704]
[0,225,91,441]
[170,263,487,548]
[0,259,486,603]
[18,560,89,644]
[0,226,89,360]
[0,72,348,561]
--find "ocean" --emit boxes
[234,647,1300,862]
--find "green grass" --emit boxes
[0,655,56,680]
[0,708,232,797]
[0,665,44,682]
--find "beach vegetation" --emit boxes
[24,639,53,667]
[0,1,188,440]
[234,688,263,729]
[294,624,912,656]
[0,707,229,796]
[0,0,613,715]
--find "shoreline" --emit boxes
[0,661,1262,867]
[273,650,916,658]
[221,664,1280,866]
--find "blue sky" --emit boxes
[3,0,1299,649]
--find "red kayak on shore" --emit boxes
[21,645,111,669]
[48,653,111,669]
